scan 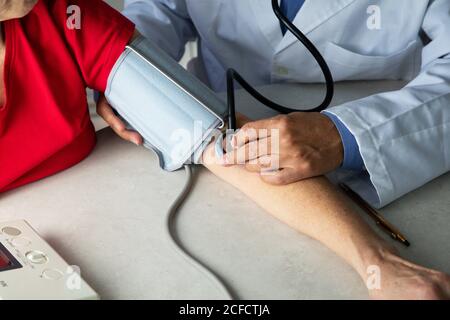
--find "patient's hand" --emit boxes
[96,93,143,146]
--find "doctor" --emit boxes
[97,0,450,208]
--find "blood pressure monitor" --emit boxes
[0,220,98,300]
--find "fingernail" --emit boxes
[230,136,236,148]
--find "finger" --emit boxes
[97,97,143,145]
[224,137,274,165]
[245,155,279,173]
[231,118,276,149]
[96,99,124,131]
[260,168,301,186]
[235,113,252,127]
[115,126,143,146]
[221,114,252,151]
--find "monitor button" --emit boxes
[11,237,32,247]
[1,227,22,237]
[42,269,63,280]
[25,251,48,264]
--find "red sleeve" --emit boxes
[51,0,135,92]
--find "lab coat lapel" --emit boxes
[277,0,357,52]
[248,0,284,51]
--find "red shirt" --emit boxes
[0,0,135,192]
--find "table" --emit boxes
[1,81,449,299]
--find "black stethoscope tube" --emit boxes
[227,0,335,130]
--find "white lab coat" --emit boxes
[124,0,450,208]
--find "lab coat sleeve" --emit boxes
[123,0,197,61]
[325,0,450,208]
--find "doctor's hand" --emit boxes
[222,112,344,185]
[96,93,143,146]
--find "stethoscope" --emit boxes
[226,0,334,131]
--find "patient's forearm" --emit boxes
[202,146,392,278]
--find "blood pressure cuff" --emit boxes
[105,36,227,171]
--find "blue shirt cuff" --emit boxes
[323,111,365,171]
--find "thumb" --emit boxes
[260,168,300,186]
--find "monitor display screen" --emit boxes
[0,252,9,269]
[0,243,22,272]
[0,251,11,271]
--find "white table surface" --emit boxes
[1,81,449,300]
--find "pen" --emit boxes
[339,183,410,247]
